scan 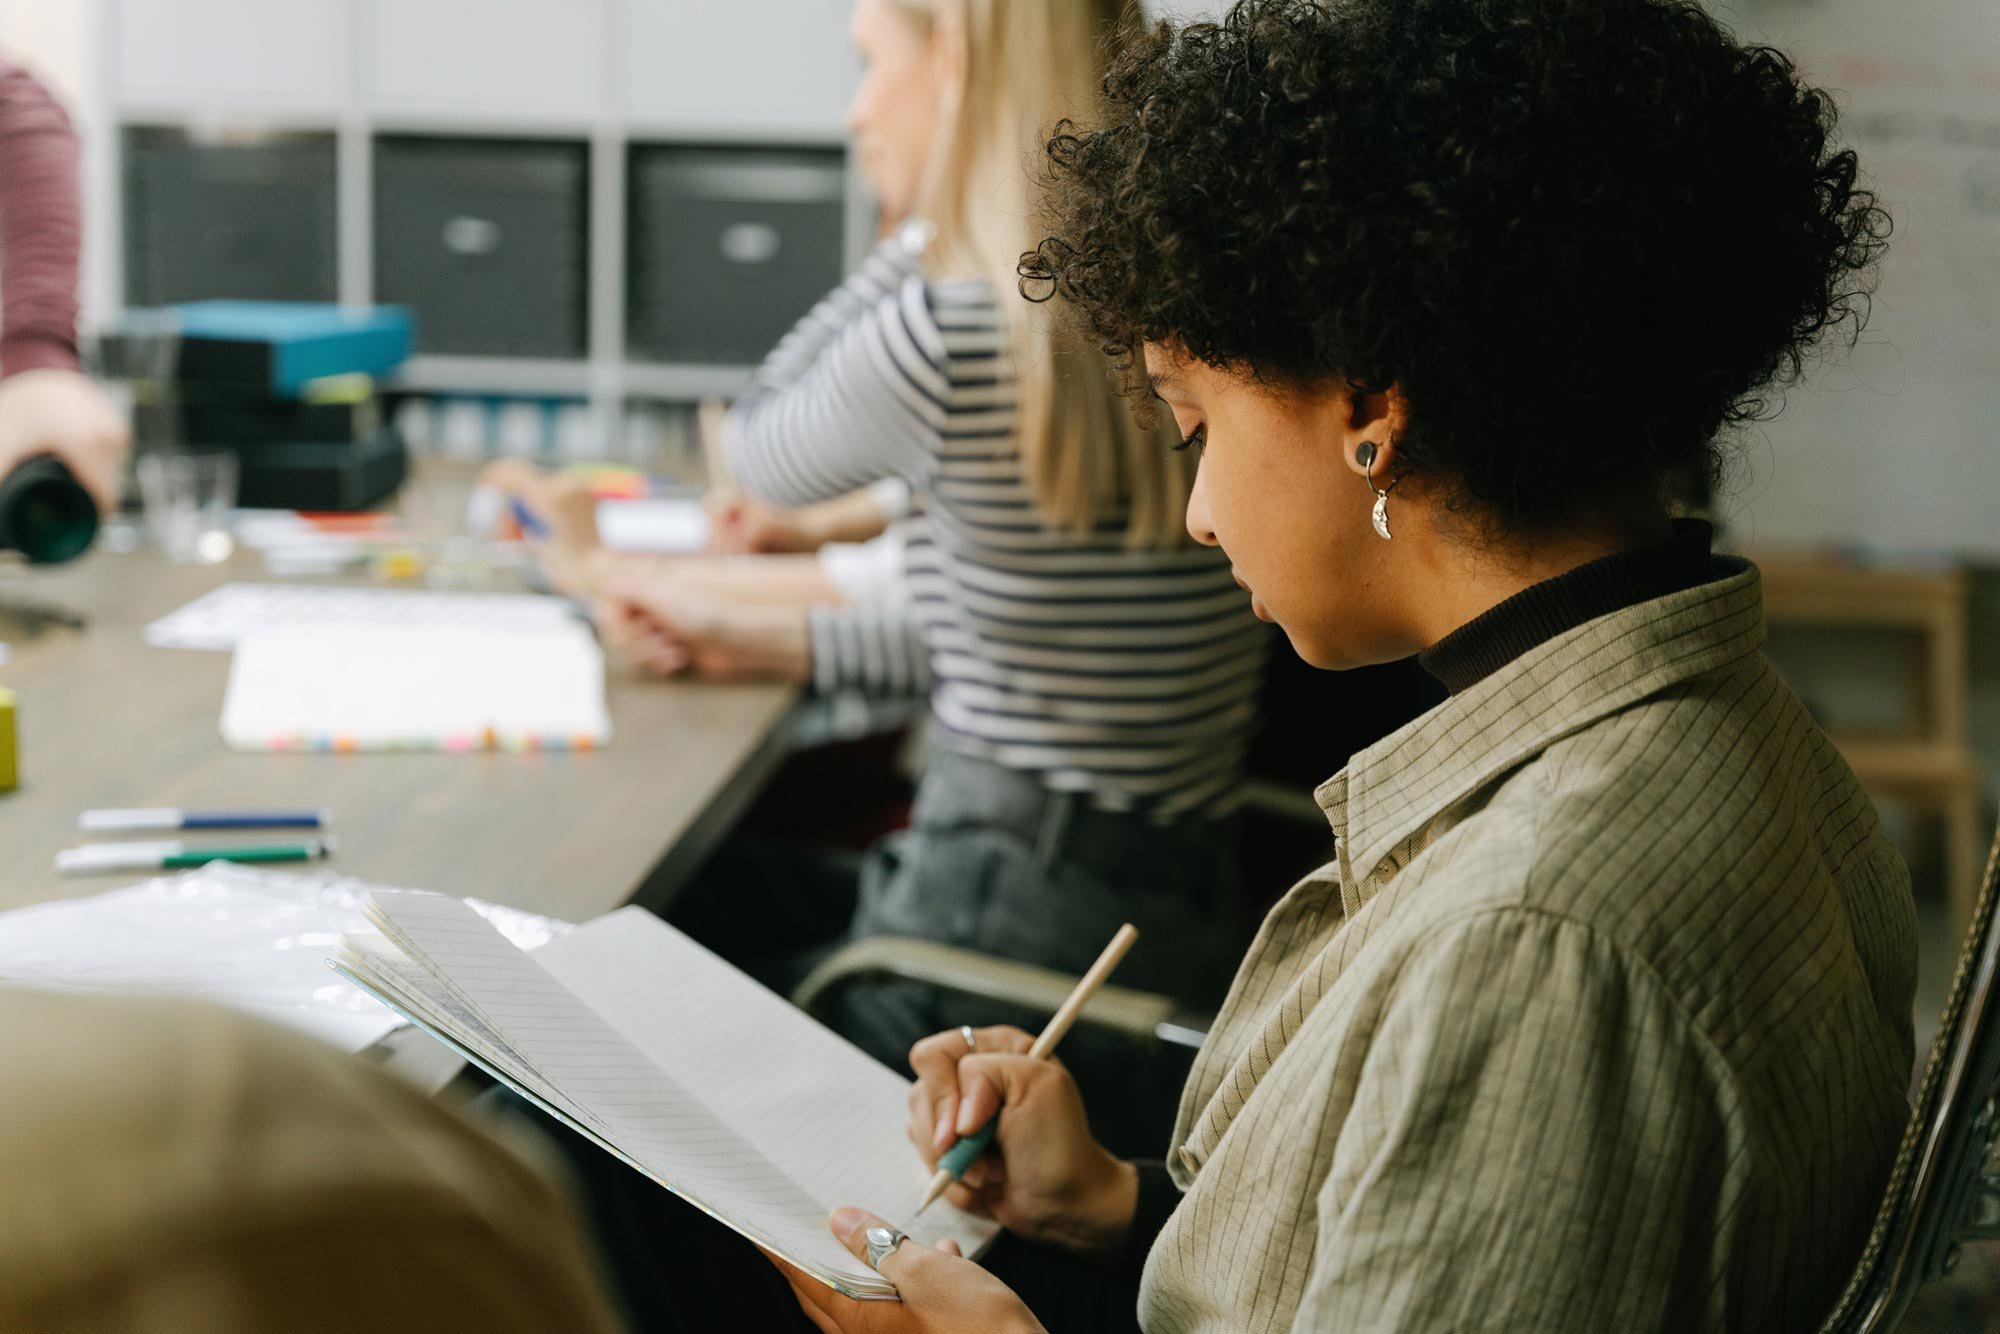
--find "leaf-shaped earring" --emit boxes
[1356,442,1398,541]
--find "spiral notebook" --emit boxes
[334,892,997,1300]
[219,622,611,752]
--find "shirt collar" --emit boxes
[1316,556,1765,892]
[1418,520,1719,694]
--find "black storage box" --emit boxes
[123,129,338,306]
[374,136,590,358]
[182,392,381,448]
[627,144,847,365]
[233,426,410,512]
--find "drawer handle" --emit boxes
[719,222,782,266]
[442,216,503,257]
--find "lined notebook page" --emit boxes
[362,892,878,1290]
[536,908,1000,1256]
[339,933,541,1092]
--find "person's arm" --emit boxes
[807,602,930,699]
[706,479,905,555]
[1108,1160,1182,1281]
[0,55,81,376]
[722,228,943,508]
[595,577,813,684]
[0,58,129,511]
[1290,909,1735,1330]
[592,572,928,696]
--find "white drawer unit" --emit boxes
[362,0,607,125]
[114,0,351,114]
[621,0,856,137]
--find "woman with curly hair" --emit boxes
[752,1,1917,1331]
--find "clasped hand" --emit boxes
[768,1025,1139,1334]
[593,568,812,683]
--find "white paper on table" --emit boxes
[220,620,611,751]
[145,582,577,652]
[594,498,710,554]
[0,864,568,1050]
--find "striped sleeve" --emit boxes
[808,603,933,700]
[723,234,947,506]
[0,58,82,376]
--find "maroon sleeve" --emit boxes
[0,55,83,376]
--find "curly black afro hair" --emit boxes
[1022,0,1890,533]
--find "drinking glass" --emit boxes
[137,450,238,564]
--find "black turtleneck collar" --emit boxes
[1417,519,1719,695]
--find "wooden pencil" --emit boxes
[917,923,1140,1213]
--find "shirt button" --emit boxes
[1178,1144,1200,1174]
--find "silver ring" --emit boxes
[960,1024,977,1053]
[863,1224,909,1272]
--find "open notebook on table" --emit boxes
[221,622,611,752]
[334,892,998,1300]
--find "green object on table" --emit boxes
[0,686,17,793]
[936,1119,997,1181]
[162,843,326,868]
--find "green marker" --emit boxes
[56,837,337,876]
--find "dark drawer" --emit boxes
[374,136,590,358]
[628,145,848,366]
[123,129,338,306]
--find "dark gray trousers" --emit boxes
[667,746,1248,1156]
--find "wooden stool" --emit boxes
[1756,556,1986,935]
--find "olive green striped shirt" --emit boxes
[1138,558,1918,1332]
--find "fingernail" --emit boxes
[935,1097,957,1149]
[957,1100,980,1135]
[829,1207,866,1239]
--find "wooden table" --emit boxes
[0,538,801,922]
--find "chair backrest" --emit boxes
[1818,816,2000,1333]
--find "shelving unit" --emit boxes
[81,0,871,463]
[1758,554,1988,935]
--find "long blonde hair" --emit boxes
[888,0,1191,549]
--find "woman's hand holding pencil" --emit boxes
[902,1024,1141,1264]
[770,925,1144,1327]
[895,924,1146,1264]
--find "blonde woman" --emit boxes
[603,0,1265,1128]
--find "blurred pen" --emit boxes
[79,807,331,833]
[56,838,338,876]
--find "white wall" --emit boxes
[1,0,109,316]
[1715,0,2000,562]
[0,0,90,105]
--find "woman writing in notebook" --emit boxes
[721,0,1915,1331]
[598,0,1266,1111]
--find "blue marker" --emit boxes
[78,807,332,834]
[508,496,552,540]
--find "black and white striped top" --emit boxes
[725,232,1267,819]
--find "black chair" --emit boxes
[1819,817,2000,1332]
